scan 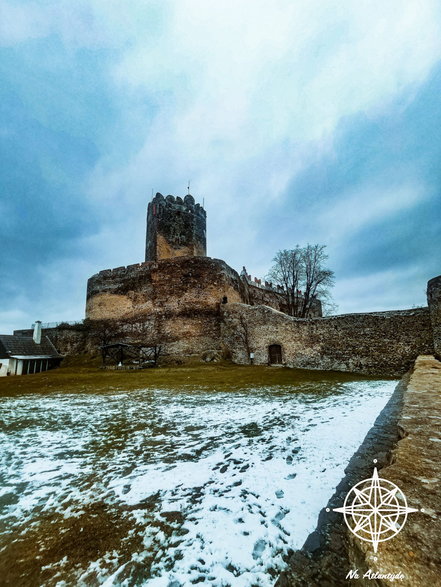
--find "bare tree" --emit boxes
[120,314,167,367]
[87,318,122,348]
[267,247,303,316]
[300,244,335,318]
[267,244,335,317]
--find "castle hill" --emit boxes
[2,4,441,585]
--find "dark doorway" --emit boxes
[268,344,283,364]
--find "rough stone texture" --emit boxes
[86,257,245,359]
[85,267,434,372]
[15,314,223,360]
[427,275,441,358]
[86,257,245,320]
[14,326,90,356]
[145,193,206,262]
[243,282,322,317]
[276,356,441,586]
[222,304,434,376]
[347,355,441,586]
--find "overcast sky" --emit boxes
[1,0,441,332]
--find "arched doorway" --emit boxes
[268,344,283,365]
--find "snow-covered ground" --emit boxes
[0,379,396,586]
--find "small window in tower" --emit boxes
[222,296,228,304]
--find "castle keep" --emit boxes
[145,193,206,261]
[86,193,312,324]
[83,192,439,374]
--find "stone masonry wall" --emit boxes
[244,282,322,317]
[346,355,441,585]
[427,274,441,358]
[86,257,245,321]
[16,312,223,361]
[145,193,206,262]
[244,282,286,311]
[82,263,440,371]
[222,304,434,376]
[14,326,90,356]
[85,256,246,359]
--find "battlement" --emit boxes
[88,255,240,293]
[97,261,152,278]
[146,192,207,262]
[151,192,206,217]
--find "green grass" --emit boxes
[0,355,379,396]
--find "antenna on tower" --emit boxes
[187,180,191,195]
[151,188,154,197]
[203,196,205,208]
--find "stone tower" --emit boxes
[145,192,207,262]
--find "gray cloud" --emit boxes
[1,1,441,330]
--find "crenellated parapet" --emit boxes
[145,192,206,261]
[150,192,206,217]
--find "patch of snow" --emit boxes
[0,379,395,585]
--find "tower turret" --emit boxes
[145,192,207,262]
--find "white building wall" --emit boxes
[0,358,10,376]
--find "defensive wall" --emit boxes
[14,325,91,356]
[86,257,245,320]
[77,191,441,374]
[222,304,434,376]
[86,257,321,319]
[20,272,441,377]
[84,256,311,359]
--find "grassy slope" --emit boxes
[0,356,380,396]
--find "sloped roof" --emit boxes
[0,335,61,359]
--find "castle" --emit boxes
[84,192,439,374]
[85,192,320,360]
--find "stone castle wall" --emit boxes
[145,193,206,262]
[86,256,319,326]
[86,256,245,320]
[22,277,438,376]
[14,326,90,356]
[83,185,441,377]
[222,304,434,376]
[15,312,223,361]
[86,257,246,356]
[427,275,441,358]
[243,281,322,317]
[85,259,439,375]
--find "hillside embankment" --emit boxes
[276,355,441,586]
[0,359,376,396]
